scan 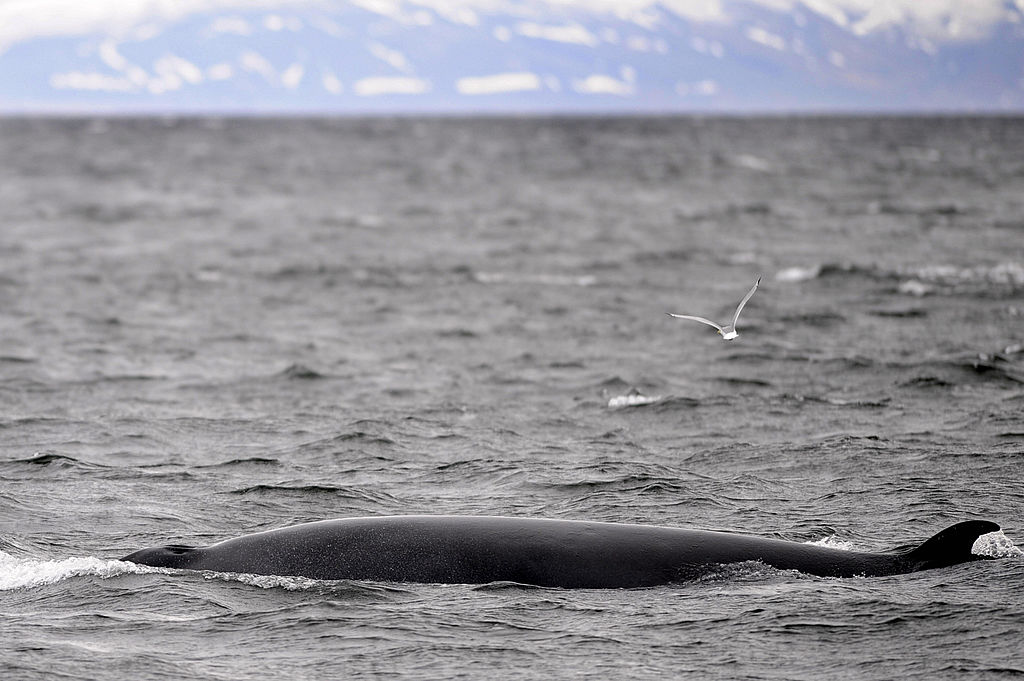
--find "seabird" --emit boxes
[667,277,760,340]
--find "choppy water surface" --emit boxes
[1,116,1022,679]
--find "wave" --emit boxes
[774,261,1024,296]
[181,568,416,596]
[0,551,145,591]
[899,355,1024,387]
[437,328,479,339]
[867,307,928,318]
[648,396,704,412]
[330,430,397,444]
[769,351,1022,389]
[774,311,846,327]
[197,570,334,591]
[797,528,1021,558]
[690,560,789,583]
[228,483,355,494]
[0,355,36,364]
[774,263,876,283]
[0,452,106,472]
[288,430,399,456]
[607,390,664,409]
[5,452,83,466]
[632,248,693,264]
[607,394,662,409]
[0,550,406,595]
[972,531,1023,558]
[900,376,954,389]
[595,376,635,392]
[264,263,422,290]
[898,262,1024,290]
[717,377,773,388]
[533,470,690,498]
[471,580,548,592]
[194,457,281,469]
[278,363,327,380]
[867,200,967,216]
[471,271,598,287]
[226,484,400,506]
[804,536,854,551]
[823,396,892,408]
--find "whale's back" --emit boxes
[121,516,1001,587]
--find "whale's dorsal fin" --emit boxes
[900,520,1000,571]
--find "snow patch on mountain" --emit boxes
[1,0,1022,112]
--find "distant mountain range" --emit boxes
[1,0,1022,113]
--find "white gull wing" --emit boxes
[730,276,761,328]
[665,313,724,332]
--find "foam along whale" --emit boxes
[121,516,1000,589]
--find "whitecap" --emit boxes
[607,393,662,409]
[804,535,854,551]
[733,154,773,172]
[806,530,1022,558]
[198,569,403,595]
[898,279,932,296]
[201,569,324,590]
[901,262,1024,288]
[972,530,1023,558]
[775,265,821,282]
[0,550,150,591]
[473,272,597,287]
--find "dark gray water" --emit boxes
[1,116,1022,679]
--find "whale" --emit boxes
[121,515,999,588]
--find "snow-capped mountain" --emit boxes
[1,0,1022,113]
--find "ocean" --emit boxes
[0,116,1022,679]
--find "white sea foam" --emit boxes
[201,570,323,590]
[733,154,773,172]
[972,530,1023,558]
[775,265,822,282]
[0,551,339,592]
[0,550,150,591]
[904,262,1024,287]
[802,528,1019,557]
[473,272,597,286]
[805,530,1021,558]
[608,393,662,409]
[898,279,932,296]
[804,535,854,551]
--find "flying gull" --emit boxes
[667,277,760,340]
